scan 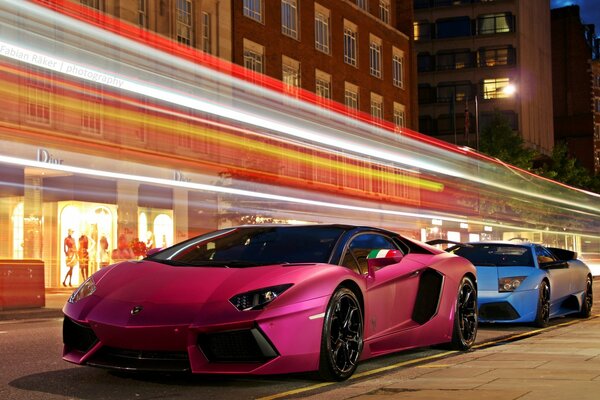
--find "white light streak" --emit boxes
[0,154,597,239]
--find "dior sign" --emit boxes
[37,148,64,165]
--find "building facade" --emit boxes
[414,0,554,155]
[593,60,600,174]
[73,0,416,130]
[0,0,425,288]
[552,5,600,175]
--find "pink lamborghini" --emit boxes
[63,225,477,380]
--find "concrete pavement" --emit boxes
[299,316,600,400]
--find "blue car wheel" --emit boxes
[534,281,550,328]
[578,276,593,318]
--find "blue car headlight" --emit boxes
[498,276,527,292]
[68,276,97,303]
[229,284,293,311]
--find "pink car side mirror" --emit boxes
[367,249,404,276]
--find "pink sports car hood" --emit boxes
[67,260,334,327]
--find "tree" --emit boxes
[536,142,593,190]
[479,111,537,170]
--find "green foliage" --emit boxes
[478,111,599,193]
[537,143,593,190]
[479,112,537,170]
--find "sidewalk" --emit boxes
[0,288,71,321]
[302,316,600,400]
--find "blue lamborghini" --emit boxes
[440,241,592,327]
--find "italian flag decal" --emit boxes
[367,249,395,259]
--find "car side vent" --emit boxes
[412,269,444,325]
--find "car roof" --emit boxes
[467,241,536,248]
[231,224,395,234]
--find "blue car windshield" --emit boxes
[452,244,534,267]
[147,226,346,267]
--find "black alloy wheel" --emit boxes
[450,276,478,350]
[534,280,550,328]
[578,275,593,318]
[319,288,363,381]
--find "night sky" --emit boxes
[551,0,600,36]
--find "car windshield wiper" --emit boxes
[473,262,497,266]
[149,259,190,266]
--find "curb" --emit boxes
[0,308,63,321]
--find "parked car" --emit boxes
[439,240,592,327]
[63,224,478,380]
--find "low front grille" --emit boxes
[86,347,190,372]
[63,317,98,353]
[198,327,278,363]
[479,302,520,320]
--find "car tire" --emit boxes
[318,287,363,381]
[449,276,478,350]
[578,275,593,318]
[534,280,550,328]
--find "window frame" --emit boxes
[281,0,299,39]
[314,6,331,54]
[243,0,263,23]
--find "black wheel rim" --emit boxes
[458,280,477,344]
[540,283,550,323]
[585,278,593,311]
[328,294,363,375]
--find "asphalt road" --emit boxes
[1,281,598,400]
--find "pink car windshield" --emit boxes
[148,226,346,267]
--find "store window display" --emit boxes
[59,202,116,287]
[62,228,77,287]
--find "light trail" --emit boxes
[1,0,599,217]
[0,153,598,239]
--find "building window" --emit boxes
[594,124,600,140]
[344,21,358,67]
[393,102,406,128]
[356,0,368,11]
[414,21,431,41]
[243,39,264,74]
[369,35,382,78]
[370,92,383,120]
[26,65,51,125]
[176,0,193,46]
[438,81,472,103]
[437,49,474,70]
[483,78,511,99]
[282,0,298,39]
[138,0,147,27]
[478,13,514,35]
[282,56,301,88]
[81,81,103,134]
[344,82,359,111]
[478,46,515,67]
[202,12,211,54]
[315,5,330,54]
[379,0,390,24]
[436,16,471,39]
[80,0,103,10]
[315,69,331,99]
[417,52,434,72]
[595,98,600,112]
[244,0,263,23]
[392,48,404,88]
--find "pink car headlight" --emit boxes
[68,276,97,303]
[229,284,293,311]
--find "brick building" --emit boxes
[552,5,600,175]
[75,0,417,130]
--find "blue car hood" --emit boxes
[476,265,536,291]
